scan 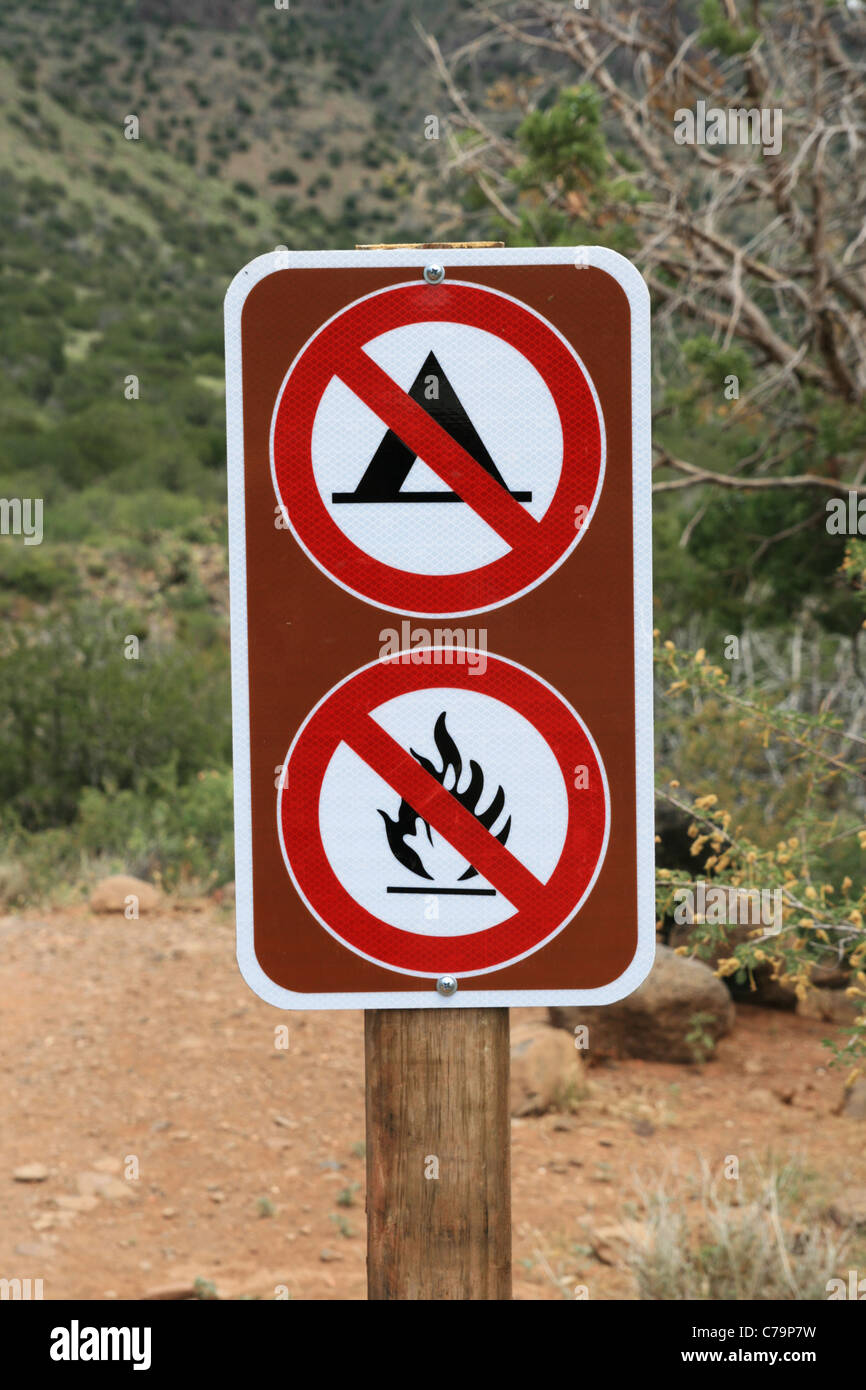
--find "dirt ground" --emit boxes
[1,903,863,1301]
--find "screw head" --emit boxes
[436,975,458,997]
[423,263,445,285]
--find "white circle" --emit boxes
[317,685,569,936]
[311,321,563,575]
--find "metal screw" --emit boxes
[423,263,445,285]
[436,975,458,996]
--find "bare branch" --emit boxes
[653,452,866,496]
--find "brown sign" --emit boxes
[224,247,653,1009]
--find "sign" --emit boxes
[225,246,653,1008]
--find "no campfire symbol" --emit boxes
[277,650,611,977]
[270,279,605,616]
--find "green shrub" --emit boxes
[0,602,231,830]
[76,764,234,888]
[0,548,79,601]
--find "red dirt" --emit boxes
[0,905,862,1300]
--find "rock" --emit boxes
[92,1156,122,1175]
[13,1163,49,1182]
[655,802,714,875]
[510,1021,585,1116]
[319,1248,342,1262]
[76,1171,134,1201]
[89,875,161,914]
[15,1240,55,1258]
[56,1194,99,1213]
[749,1087,776,1110]
[797,988,860,1024]
[668,922,796,1010]
[589,1220,649,1265]
[841,1079,866,1119]
[549,944,735,1064]
[141,1283,200,1301]
[654,804,795,1010]
[828,1188,866,1229]
[809,961,851,990]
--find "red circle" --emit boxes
[278,652,609,976]
[271,281,603,616]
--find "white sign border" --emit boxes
[225,245,654,1011]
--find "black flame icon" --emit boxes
[380,712,511,890]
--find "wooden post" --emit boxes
[365,1007,511,1300]
[358,240,511,1301]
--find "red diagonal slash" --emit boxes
[336,347,540,553]
[344,712,544,914]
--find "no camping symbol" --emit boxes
[278,650,610,977]
[270,280,605,616]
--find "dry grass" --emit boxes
[625,1158,849,1301]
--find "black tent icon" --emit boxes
[331,351,532,504]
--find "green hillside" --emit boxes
[0,0,471,895]
[0,0,460,576]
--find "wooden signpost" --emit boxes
[224,240,653,1299]
[365,1004,511,1300]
